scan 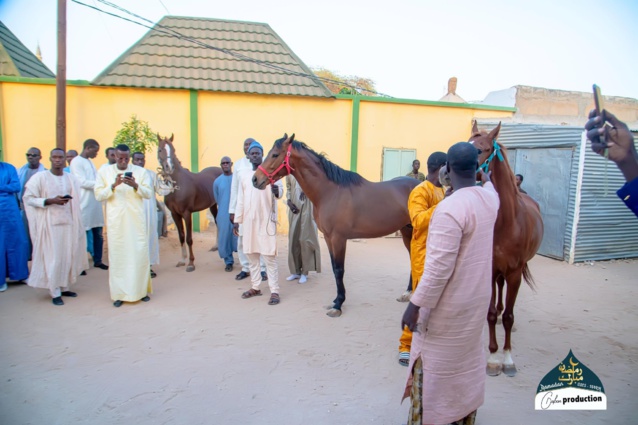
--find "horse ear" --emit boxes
[169,133,174,142]
[488,122,502,141]
[471,120,479,135]
[290,133,295,143]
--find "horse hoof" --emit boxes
[486,363,502,376]
[503,364,517,377]
[176,262,185,267]
[186,265,195,272]
[326,308,342,318]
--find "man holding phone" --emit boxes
[22,148,88,305]
[95,144,154,307]
[585,107,638,218]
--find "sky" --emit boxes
[1,0,637,102]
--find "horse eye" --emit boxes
[272,153,279,158]
[477,149,483,155]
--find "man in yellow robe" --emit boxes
[95,144,153,307]
[398,151,447,366]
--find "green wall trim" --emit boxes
[0,76,90,86]
[335,94,517,112]
[350,97,360,172]
[189,89,200,232]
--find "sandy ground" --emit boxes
[1,230,637,425]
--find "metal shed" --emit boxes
[477,122,638,263]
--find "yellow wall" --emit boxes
[0,82,191,173]
[0,80,514,232]
[197,92,352,170]
[357,101,513,181]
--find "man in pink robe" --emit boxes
[401,142,499,425]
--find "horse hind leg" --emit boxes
[208,204,218,252]
[396,224,413,302]
[183,213,196,272]
[502,270,524,377]
[487,274,502,376]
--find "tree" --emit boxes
[113,114,157,154]
[311,68,377,96]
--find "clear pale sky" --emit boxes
[1,0,637,102]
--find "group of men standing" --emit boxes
[1,141,159,308]
[213,138,321,306]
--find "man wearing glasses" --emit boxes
[18,148,46,258]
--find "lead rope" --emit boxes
[267,187,279,236]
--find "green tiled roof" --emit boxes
[92,16,333,98]
[0,21,55,78]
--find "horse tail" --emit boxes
[522,263,537,292]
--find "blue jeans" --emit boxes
[87,227,104,265]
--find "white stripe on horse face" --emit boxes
[470,140,475,145]
[165,144,173,170]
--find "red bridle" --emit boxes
[258,143,295,185]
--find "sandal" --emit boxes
[241,288,262,299]
[268,293,280,305]
[398,351,410,367]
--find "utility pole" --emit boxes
[56,0,67,151]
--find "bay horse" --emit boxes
[252,134,419,317]
[469,122,544,377]
[157,134,223,272]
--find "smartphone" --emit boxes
[62,194,73,199]
[124,172,133,178]
[593,84,605,116]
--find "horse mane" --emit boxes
[274,137,364,187]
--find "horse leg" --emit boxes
[486,272,502,376]
[496,274,505,324]
[397,224,413,302]
[502,270,523,377]
[183,213,196,272]
[326,236,347,318]
[208,204,219,252]
[171,210,187,267]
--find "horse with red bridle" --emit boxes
[252,134,418,317]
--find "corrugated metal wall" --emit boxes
[476,122,638,262]
[571,132,638,261]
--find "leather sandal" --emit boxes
[268,293,280,305]
[241,288,262,299]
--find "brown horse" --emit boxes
[469,122,544,377]
[252,134,419,317]
[157,134,222,272]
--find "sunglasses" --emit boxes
[221,162,231,165]
[26,153,40,157]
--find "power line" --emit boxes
[70,0,390,97]
[157,0,170,15]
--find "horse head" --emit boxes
[157,133,176,175]
[469,121,504,174]
[252,133,296,190]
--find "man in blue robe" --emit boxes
[213,156,238,271]
[0,161,29,291]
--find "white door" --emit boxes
[382,148,416,181]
